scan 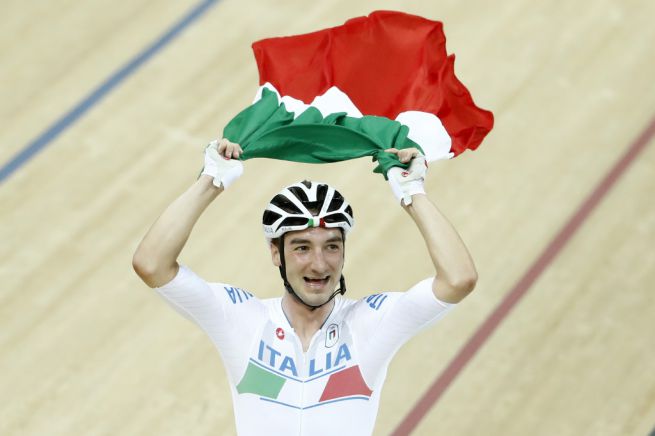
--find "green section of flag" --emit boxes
[236,362,286,399]
[223,88,423,179]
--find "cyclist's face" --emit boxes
[273,227,344,305]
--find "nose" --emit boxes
[309,248,329,273]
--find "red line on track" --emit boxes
[391,116,655,436]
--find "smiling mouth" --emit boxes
[304,276,330,288]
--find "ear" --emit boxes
[270,242,281,267]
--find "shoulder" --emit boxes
[334,291,398,319]
[210,282,258,305]
[164,265,266,309]
[339,278,454,320]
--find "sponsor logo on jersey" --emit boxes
[275,327,285,340]
[325,323,338,348]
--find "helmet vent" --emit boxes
[271,194,302,214]
[280,216,311,227]
[323,213,350,224]
[317,184,328,203]
[287,186,309,203]
[262,210,282,226]
[327,196,344,212]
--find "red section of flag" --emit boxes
[319,365,373,402]
[252,10,493,156]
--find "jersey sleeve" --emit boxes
[154,264,266,381]
[350,277,455,383]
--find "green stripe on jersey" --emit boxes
[236,362,286,399]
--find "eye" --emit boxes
[294,245,309,252]
[327,244,342,251]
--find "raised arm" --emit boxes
[403,194,477,303]
[132,176,222,287]
[132,139,243,288]
[385,148,477,304]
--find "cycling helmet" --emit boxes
[263,181,354,241]
[262,180,354,310]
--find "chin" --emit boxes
[298,289,332,306]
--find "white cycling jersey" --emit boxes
[156,265,455,436]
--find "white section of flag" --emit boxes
[252,83,453,162]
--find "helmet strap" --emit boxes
[277,233,347,311]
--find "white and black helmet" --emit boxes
[262,180,354,241]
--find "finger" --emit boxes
[226,144,235,160]
[384,148,399,154]
[404,148,420,158]
[401,148,422,163]
[398,150,412,163]
[221,139,237,159]
[224,140,242,159]
[229,143,242,159]
[217,138,228,155]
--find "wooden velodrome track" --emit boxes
[2,0,654,435]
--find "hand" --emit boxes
[385,147,427,206]
[200,138,244,189]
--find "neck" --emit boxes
[281,293,334,337]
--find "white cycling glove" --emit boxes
[386,155,427,206]
[200,139,243,189]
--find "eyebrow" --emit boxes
[288,236,343,245]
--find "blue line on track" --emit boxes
[0,0,219,185]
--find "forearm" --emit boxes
[133,175,222,287]
[404,194,477,303]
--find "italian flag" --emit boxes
[223,10,494,177]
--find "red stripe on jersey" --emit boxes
[319,365,373,402]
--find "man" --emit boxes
[132,138,477,435]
